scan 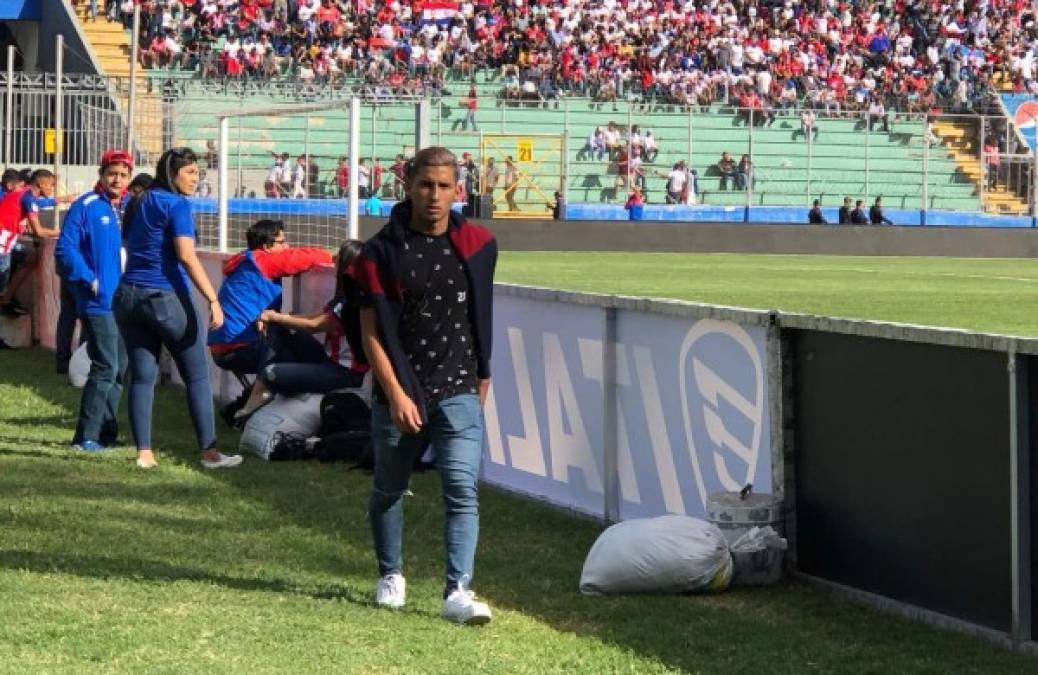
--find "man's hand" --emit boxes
[259,309,278,323]
[389,391,423,435]
[478,378,490,407]
[89,279,99,297]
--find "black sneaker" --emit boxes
[0,338,12,350]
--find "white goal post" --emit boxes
[215,98,363,252]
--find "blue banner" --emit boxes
[0,0,41,20]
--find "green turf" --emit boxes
[1,350,1037,673]
[496,252,1038,338]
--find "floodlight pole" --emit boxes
[348,96,360,240]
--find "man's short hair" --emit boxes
[856,200,864,207]
[30,169,55,184]
[1,168,20,186]
[246,219,286,250]
[406,146,458,182]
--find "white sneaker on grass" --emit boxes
[376,573,406,609]
[441,579,492,626]
[201,452,243,470]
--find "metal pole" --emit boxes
[4,45,14,165]
[921,115,929,226]
[864,112,871,204]
[218,116,229,252]
[371,104,377,178]
[303,113,310,196]
[806,115,812,206]
[1033,143,1038,227]
[980,116,987,206]
[602,306,619,523]
[1008,349,1032,644]
[626,105,633,194]
[236,118,243,197]
[348,96,360,239]
[54,36,64,198]
[746,109,754,221]
[126,5,140,152]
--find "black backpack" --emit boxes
[320,392,371,436]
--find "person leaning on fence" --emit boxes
[869,197,894,225]
[54,150,133,452]
[850,199,869,224]
[115,146,243,471]
[838,197,853,224]
[207,218,333,384]
[808,199,827,224]
[350,146,498,625]
[0,169,65,318]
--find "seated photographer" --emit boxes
[208,219,333,376]
[236,240,369,418]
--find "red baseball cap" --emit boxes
[100,149,134,171]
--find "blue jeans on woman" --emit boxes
[369,394,484,593]
[73,313,127,446]
[113,283,216,451]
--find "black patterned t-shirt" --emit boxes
[396,227,479,406]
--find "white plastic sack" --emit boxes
[239,393,322,460]
[729,526,787,588]
[69,343,90,388]
[580,515,733,595]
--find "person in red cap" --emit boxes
[54,150,134,451]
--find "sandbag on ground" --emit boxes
[580,515,732,595]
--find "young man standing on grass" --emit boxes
[352,146,498,625]
[0,169,63,317]
[54,151,133,451]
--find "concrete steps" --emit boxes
[932,119,1030,215]
[71,0,163,162]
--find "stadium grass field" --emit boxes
[496,252,1038,338]
[4,251,1038,673]
[2,349,1038,674]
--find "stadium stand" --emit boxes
[60,0,1036,215]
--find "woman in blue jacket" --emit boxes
[115,147,242,470]
[55,150,133,451]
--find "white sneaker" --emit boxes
[376,573,406,609]
[441,579,492,626]
[201,452,244,470]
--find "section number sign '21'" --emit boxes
[483,294,771,520]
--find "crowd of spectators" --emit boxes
[92,0,1035,114]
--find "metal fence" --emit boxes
[5,64,1037,232]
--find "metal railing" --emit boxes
[5,63,1036,221]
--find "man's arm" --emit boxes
[254,247,334,278]
[360,307,422,434]
[54,201,95,291]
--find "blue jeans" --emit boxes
[259,324,364,394]
[369,394,484,592]
[114,283,217,451]
[74,313,127,445]
[56,277,79,369]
